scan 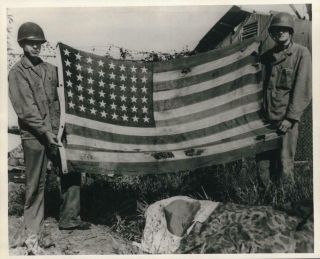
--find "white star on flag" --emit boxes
[119,64,126,71]
[112,112,118,120]
[141,66,147,73]
[66,80,72,87]
[120,74,126,81]
[143,115,150,122]
[121,104,127,111]
[109,62,115,69]
[99,80,105,87]
[77,74,83,81]
[120,84,126,91]
[132,115,139,122]
[75,53,82,60]
[98,60,104,66]
[87,67,93,74]
[109,72,116,79]
[87,57,93,64]
[99,100,106,107]
[99,90,105,97]
[130,85,137,92]
[88,78,94,84]
[131,76,137,83]
[131,106,138,113]
[131,66,137,73]
[68,101,75,108]
[111,103,117,110]
[66,70,72,77]
[131,96,137,103]
[88,87,94,95]
[101,111,107,117]
[65,59,71,67]
[90,107,97,114]
[67,90,73,97]
[110,93,116,100]
[122,114,128,121]
[63,49,70,56]
[98,70,105,77]
[120,95,127,102]
[141,76,147,83]
[142,106,148,113]
[141,96,148,103]
[76,64,82,71]
[141,86,147,93]
[79,104,86,112]
[89,97,95,104]
[77,84,83,91]
[78,94,84,101]
[109,82,116,89]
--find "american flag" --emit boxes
[57,39,281,175]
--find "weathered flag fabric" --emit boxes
[57,39,281,175]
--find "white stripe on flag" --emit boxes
[66,101,261,137]
[153,42,259,83]
[153,65,259,101]
[66,133,280,163]
[154,84,261,121]
[67,119,268,152]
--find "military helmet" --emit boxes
[269,12,294,33]
[17,22,46,43]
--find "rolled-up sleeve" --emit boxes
[8,68,50,136]
[286,49,312,121]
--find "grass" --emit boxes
[79,157,313,242]
[8,157,313,243]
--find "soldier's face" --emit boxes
[270,27,292,45]
[21,40,42,57]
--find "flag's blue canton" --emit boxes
[59,43,155,127]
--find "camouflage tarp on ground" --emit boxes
[177,202,313,254]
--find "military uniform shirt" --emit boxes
[261,42,312,122]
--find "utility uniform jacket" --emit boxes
[260,42,312,122]
[9,56,60,140]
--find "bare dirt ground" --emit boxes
[9,216,138,255]
[8,180,139,255]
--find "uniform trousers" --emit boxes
[22,138,82,234]
[256,122,299,188]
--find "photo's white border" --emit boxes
[0,0,319,258]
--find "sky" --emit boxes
[8,6,232,54]
[7,4,307,129]
[8,5,307,54]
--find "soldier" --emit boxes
[256,12,312,193]
[9,22,90,254]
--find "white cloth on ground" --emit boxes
[139,196,219,254]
